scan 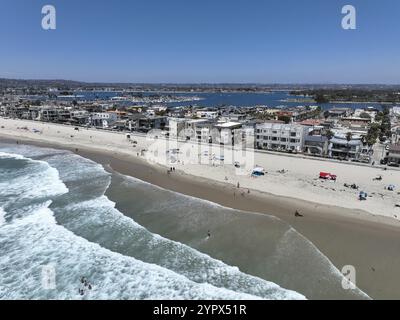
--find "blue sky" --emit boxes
[0,0,399,83]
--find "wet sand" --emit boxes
[2,136,400,299]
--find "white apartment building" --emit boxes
[214,122,243,145]
[255,123,308,152]
[89,112,119,128]
[168,118,187,139]
[196,111,219,119]
[392,107,400,117]
[39,107,70,122]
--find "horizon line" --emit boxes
[1,77,400,87]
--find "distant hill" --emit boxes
[1,78,399,92]
[0,78,86,89]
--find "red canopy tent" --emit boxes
[319,172,337,180]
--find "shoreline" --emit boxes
[2,134,400,298]
[2,118,400,221]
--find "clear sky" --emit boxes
[0,0,399,83]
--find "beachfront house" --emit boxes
[304,135,329,157]
[70,110,90,125]
[340,117,372,132]
[168,118,187,139]
[391,106,400,117]
[213,122,243,145]
[325,108,353,119]
[328,133,370,161]
[89,112,119,128]
[391,126,400,144]
[39,107,71,123]
[2,104,29,119]
[255,123,308,153]
[387,144,400,166]
[183,119,214,143]
[137,116,167,132]
[196,110,219,119]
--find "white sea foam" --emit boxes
[61,195,304,300]
[0,152,69,202]
[0,144,305,300]
[0,207,5,226]
[0,204,268,300]
[114,163,372,299]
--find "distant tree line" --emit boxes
[292,89,400,103]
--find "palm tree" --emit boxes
[325,130,335,158]
[346,132,353,160]
[346,132,353,145]
[326,130,334,141]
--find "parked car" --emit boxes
[388,162,400,168]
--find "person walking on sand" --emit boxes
[207,230,211,238]
[295,210,303,217]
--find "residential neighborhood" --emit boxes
[1,90,400,166]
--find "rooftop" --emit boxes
[214,122,242,128]
[389,144,400,153]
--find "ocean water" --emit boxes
[0,143,369,300]
[23,90,383,109]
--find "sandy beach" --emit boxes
[2,118,400,222]
[2,118,400,299]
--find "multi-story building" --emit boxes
[39,107,70,122]
[196,110,219,120]
[391,107,400,117]
[328,133,370,161]
[340,117,371,132]
[304,135,329,156]
[387,144,400,166]
[255,123,308,152]
[325,108,353,119]
[213,122,243,145]
[137,116,167,132]
[70,110,89,125]
[168,118,187,139]
[89,112,119,128]
[183,119,214,142]
[391,126,400,144]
